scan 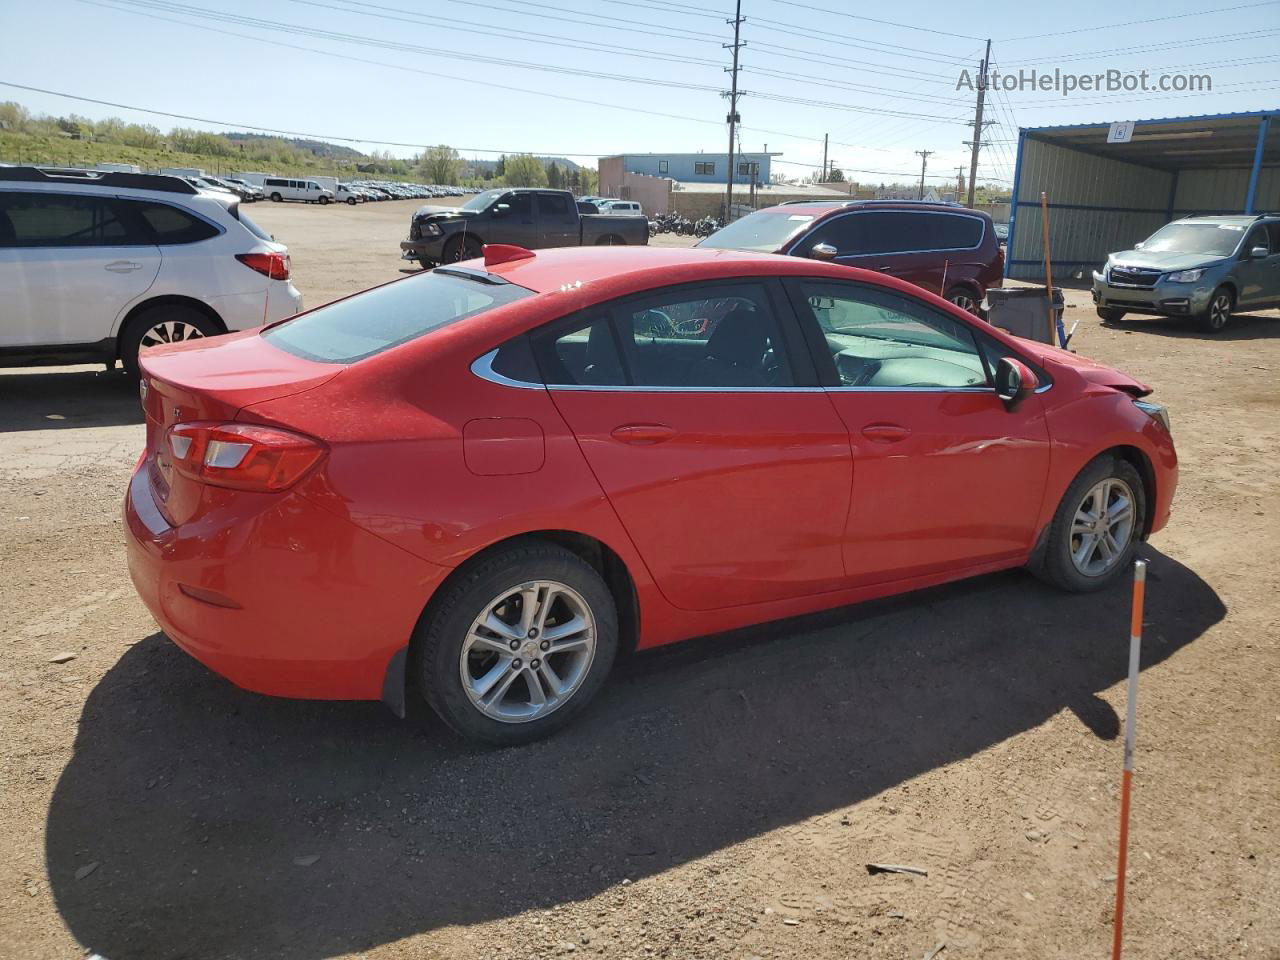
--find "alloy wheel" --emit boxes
[1069,478,1136,577]
[949,292,979,314]
[1208,293,1231,331]
[459,580,597,723]
[139,320,207,349]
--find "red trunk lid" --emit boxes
[138,332,342,523]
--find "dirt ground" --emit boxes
[1,199,1277,960]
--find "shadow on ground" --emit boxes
[47,548,1223,959]
[1101,309,1280,341]
[0,368,141,433]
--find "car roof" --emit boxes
[465,245,846,296]
[764,199,984,218]
[1176,214,1267,225]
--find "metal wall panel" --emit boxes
[1009,138,1172,281]
[1175,167,1280,213]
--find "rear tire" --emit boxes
[1197,286,1232,334]
[945,286,981,316]
[1035,456,1145,593]
[1097,308,1126,323]
[417,541,618,745]
[119,304,220,377]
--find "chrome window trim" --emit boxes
[825,385,992,394]
[470,348,544,390]
[789,209,987,258]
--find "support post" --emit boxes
[1112,559,1147,960]
[1244,115,1271,214]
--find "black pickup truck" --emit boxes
[400,187,649,266]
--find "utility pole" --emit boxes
[966,38,992,208]
[822,132,828,182]
[915,149,933,200]
[723,0,745,222]
[956,166,966,198]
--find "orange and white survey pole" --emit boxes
[1111,558,1147,960]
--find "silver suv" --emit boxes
[1092,214,1280,333]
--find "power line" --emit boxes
[762,0,985,41]
[1000,0,1280,42]
[1000,28,1280,66]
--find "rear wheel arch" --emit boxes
[395,531,640,714]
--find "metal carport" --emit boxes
[1006,110,1279,281]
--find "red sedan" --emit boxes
[125,245,1177,744]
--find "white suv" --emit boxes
[0,167,303,374]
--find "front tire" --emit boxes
[318,195,330,205]
[269,192,282,202]
[417,541,618,745]
[1198,286,1232,334]
[1036,456,1145,593]
[119,304,220,377]
[442,235,483,263]
[1097,307,1126,323]
[945,286,981,316]
[346,196,357,205]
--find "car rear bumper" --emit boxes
[1092,274,1215,316]
[123,464,449,701]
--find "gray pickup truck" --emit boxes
[400,187,649,266]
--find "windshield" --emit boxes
[461,189,506,212]
[698,210,816,252]
[1141,222,1246,257]
[262,271,533,363]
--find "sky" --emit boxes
[1,0,1278,187]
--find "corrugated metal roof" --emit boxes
[1023,108,1280,135]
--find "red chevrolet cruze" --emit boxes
[125,245,1176,744]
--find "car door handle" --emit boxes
[611,423,676,445]
[877,265,893,272]
[104,260,143,273]
[861,423,911,442]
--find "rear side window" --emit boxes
[262,271,533,363]
[537,193,570,217]
[0,191,135,247]
[127,201,219,244]
[858,212,983,254]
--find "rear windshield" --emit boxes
[262,271,533,363]
[234,207,273,242]
[698,210,815,252]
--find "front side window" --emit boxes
[1242,225,1270,258]
[792,213,867,257]
[263,271,533,363]
[794,280,987,389]
[535,283,795,389]
[0,191,133,247]
[503,193,533,219]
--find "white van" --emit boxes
[599,200,644,216]
[262,177,335,204]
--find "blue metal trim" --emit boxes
[1022,108,1280,135]
[1014,200,1168,214]
[1005,129,1026,281]
[1010,258,1102,267]
[1245,116,1272,213]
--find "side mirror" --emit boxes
[1250,245,1269,259]
[493,203,510,218]
[994,357,1039,410]
[810,242,838,261]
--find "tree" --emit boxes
[419,144,461,185]
[826,167,846,182]
[503,154,548,187]
[577,167,599,195]
[495,155,506,178]
[547,161,562,189]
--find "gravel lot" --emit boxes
[1,198,1277,960]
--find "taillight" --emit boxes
[235,251,291,280]
[165,422,325,492]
